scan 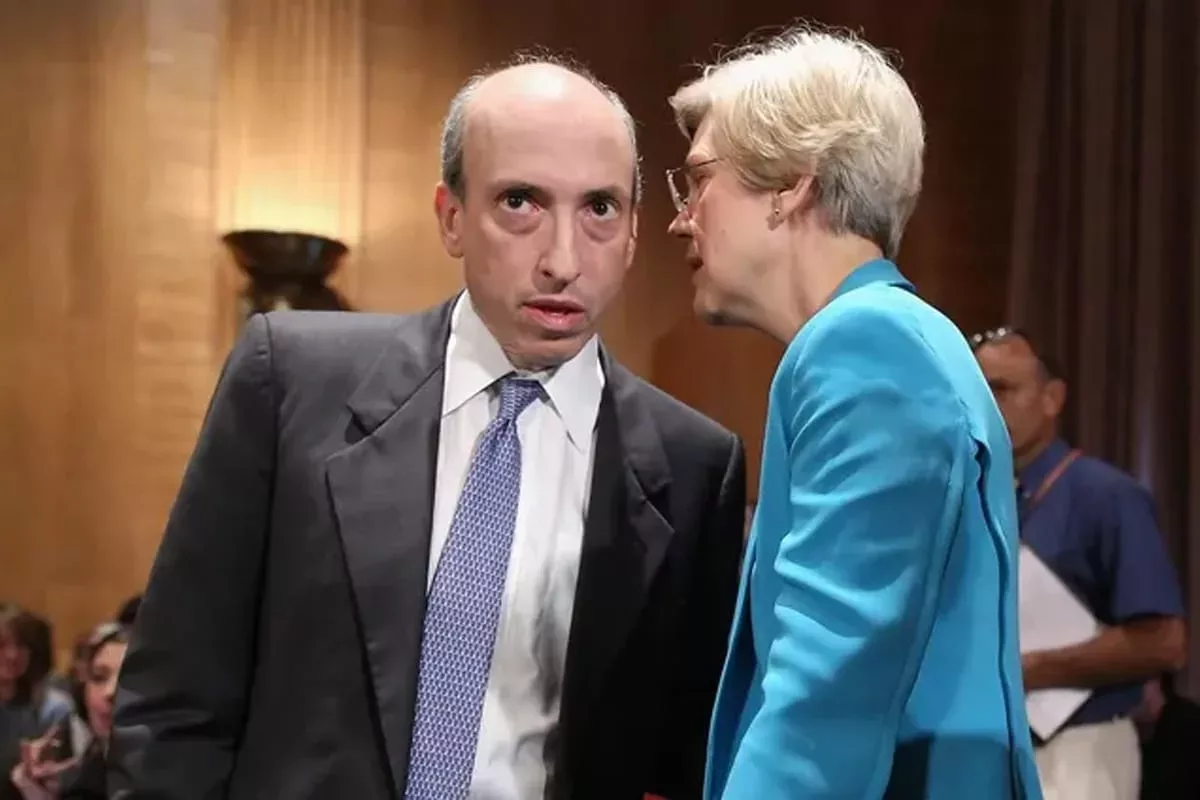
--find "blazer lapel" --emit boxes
[325,300,454,798]
[558,356,674,765]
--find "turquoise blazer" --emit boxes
[706,260,1043,799]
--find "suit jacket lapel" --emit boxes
[325,299,455,798]
[557,355,674,782]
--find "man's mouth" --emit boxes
[522,298,586,333]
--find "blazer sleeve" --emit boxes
[655,434,746,799]
[108,314,277,799]
[721,305,970,798]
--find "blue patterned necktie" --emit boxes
[404,375,544,800]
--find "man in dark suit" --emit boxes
[107,54,746,800]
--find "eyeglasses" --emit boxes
[665,157,721,214]
[970,325,1064,379]
[968,325,1021,350]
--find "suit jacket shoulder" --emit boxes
[262,306,446,385]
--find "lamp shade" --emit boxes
[222,229,352,313]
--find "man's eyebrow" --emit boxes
[583,185,628,202]
[492,180,542,193]
[685,155,717,170]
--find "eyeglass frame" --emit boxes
[968,325,1022,351]
[968,325,1063,380]
[665,157,721,214]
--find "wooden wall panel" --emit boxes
[0,2,89,636]
[356,0,481,311]
[0,0,224,661]
[0,0,1018,650]
[216,0,367,302]
[129,0,224,577]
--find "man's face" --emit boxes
[435,81,637,369]
[975,337,1063,461]
[668,118,778,327]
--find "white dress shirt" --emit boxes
[428,293,603,800]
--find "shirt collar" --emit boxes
[442,292,604,451]
[1018,438,1071,496]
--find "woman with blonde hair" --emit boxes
[666,25,1043,799]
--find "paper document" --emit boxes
[1017,544,1100,740]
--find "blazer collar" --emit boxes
[829,258,915,302]
[344,295,669,499]
[331,296,672,798]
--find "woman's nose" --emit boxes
[667,209,693,237]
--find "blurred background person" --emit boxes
[9,622,129,800]
[0,606,73,800]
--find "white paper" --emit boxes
[1017,544,1100,740]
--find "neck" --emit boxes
[755,231,884,343]
[0,681,14,704]
[1016,434,1058,472]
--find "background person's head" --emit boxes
[13,611,53,695]
[971,327,1066,469]
[75,622,129,745]
[0,603,32,705]
[666,25,925,339]
[435,52,641,370]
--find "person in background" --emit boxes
[11,618,66,704]
[108,52,745,800]
[10,622,129,800]
[0,606,73,800]
[972,326,1186,800]
[666,24,1041,800]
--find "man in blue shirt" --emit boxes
[973,327,1186,800]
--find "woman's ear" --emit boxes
[776,174,817,220]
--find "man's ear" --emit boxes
[776,174,818,221]
[434,183,465,259]
[1043,377,1067,418]
[625,208,639,270]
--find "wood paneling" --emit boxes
[0,0,1019,652]
[0,0,225,660]
[216,0,366,303]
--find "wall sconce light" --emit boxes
[222,229,353,315]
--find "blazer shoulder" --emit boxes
[804,283,935,348]
[259,302,449,382]
[262,309,408,353]
[784,287,975,431]
[789,288,945,381]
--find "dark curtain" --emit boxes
[1007,0,1200,697]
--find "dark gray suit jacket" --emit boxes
[108,299,746,800]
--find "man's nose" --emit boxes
[538,218,581,285]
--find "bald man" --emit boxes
[107,55,746,800]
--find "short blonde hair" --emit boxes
[669,25,924,259]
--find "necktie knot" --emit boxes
[497,376,542,422]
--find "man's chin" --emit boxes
[508,333,591,371]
